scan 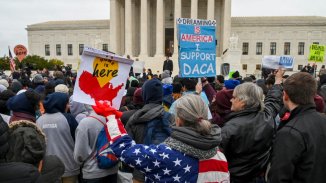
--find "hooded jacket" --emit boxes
[221,84,282,181]
[0,120,64,183]
[74,112,118,179]
[69,96,91,123]
[37,92,79,177]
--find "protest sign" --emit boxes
[133,60,145,74]
[73,46,133,109]
[262,56,294,70]
[14,44,27,62]
[308,44,325,62]
[177,18,216,77]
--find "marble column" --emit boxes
[125,0,133,56]
[173,0,182,54]
[191,0,198,19]
[140,0,149,57]
[207,0,215,20]
[222,0,231,54]
[155,0,165,57]
[109,0,119,53]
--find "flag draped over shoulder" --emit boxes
[8,46,15,71]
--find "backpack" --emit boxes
[89,116,119,169]
[143,112,172,145]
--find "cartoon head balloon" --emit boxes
[14,45,28,62]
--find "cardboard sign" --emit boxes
[14,44,27,62]
[262,56,294,70]
[309,44,325,62]
[133,61,145,74]
[177,18,217,78]
[73,47,134,109]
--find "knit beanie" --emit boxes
[0,79,9,88]
[33,74,44,84]
[55,84,69,94]
[142,78,163,104]
[224,79,240,90]
[161,70,170,80]
[133,88,143,105]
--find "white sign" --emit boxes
[262,56,294,70]
[132,61,145,74]
[73,47,134,109]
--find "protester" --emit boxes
[268,72,326,183]
[221,69,284,182]
[7,89,41,123]
[1,119,64,183]
[161,70,173,84]
[93,94,230,182]
[125,78,173,183]
[69,96,91,123]
[74,105,118,182]
[215,75,225,91]
[37,92,80,182]
[210,89,233,127]
[162,55,173,75]
[202,77,216,104]
[32,74,45,94]
[169,78,212,120]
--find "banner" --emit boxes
[73,47,133,109]
[14,44,27,62]
[308,44,325,62]
[177,18,216,78]
[262,56,294,70]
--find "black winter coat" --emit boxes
[268,104,326,183]
[163,60,173,72]
[0,162,40,183]
[221,84,282,182]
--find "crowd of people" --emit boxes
[0,58,326,183]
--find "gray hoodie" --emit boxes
[74,112,118,179]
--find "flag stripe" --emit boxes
[199,159,228,173]
[197,171,230,183]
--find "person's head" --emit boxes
[32,74,44,85]
[175,94,211,135]
[6,120,46,166]
[265,76,275,89]
[283,72,317,110]
[231,82,264,112]
[54,84,69,94]
[232,71,240,79]
[180,78,197,91]
[172,83,182,94]
[142,78,163,104]
[243,77,253,83]
[322,65,325,69]
[216,75,225,84]
[224,79,240,90]
[130,80,139,88]
[207,77,215,84]
[147,69,152,74]
[6,89,41,116]
[43,92,69,113]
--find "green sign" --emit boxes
[309,44,325,62]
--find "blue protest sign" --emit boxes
[177,18,217,78]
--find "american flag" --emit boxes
[111,136,230,183]
[8,46,15,71]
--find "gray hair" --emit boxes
[233,82,264,111]
[175,94,211,135]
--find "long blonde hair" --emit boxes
[175,94,211,135]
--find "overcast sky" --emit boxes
[1,0,326,56]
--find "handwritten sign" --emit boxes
[14,45,27,62]
[309,44,325,62]
[177,18,217,78]
[73,46,134,109]
[262,56,294,70]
